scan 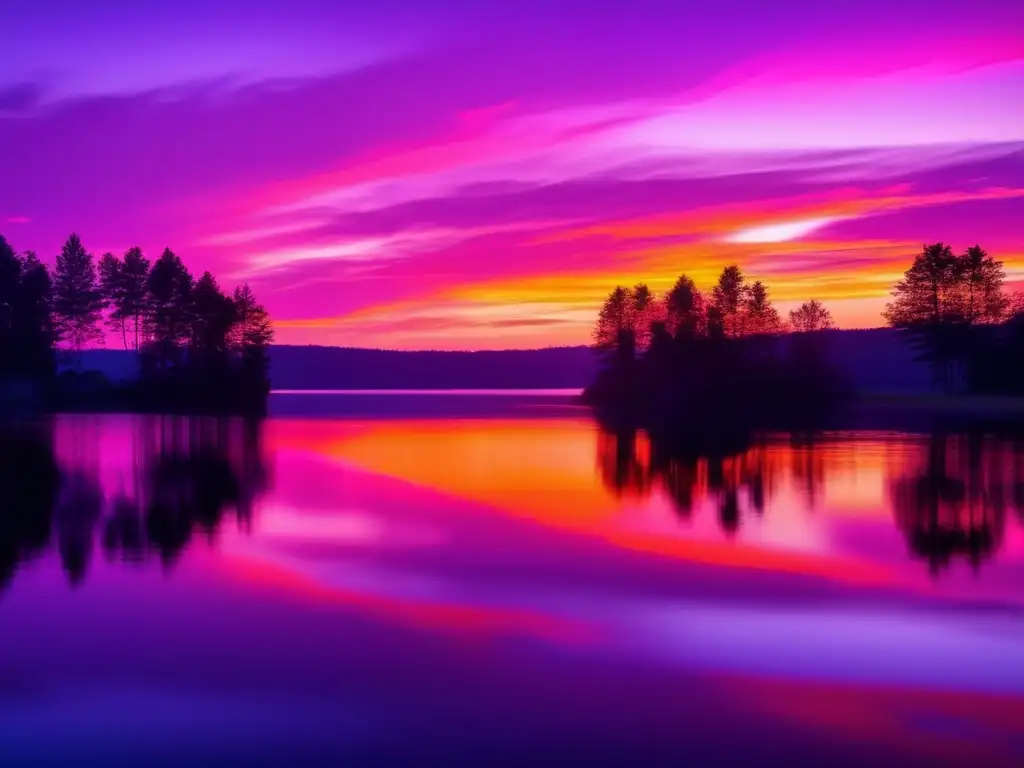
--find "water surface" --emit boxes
[1,394,1022,765]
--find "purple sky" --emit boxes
[1,0,1022,348]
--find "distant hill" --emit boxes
[61,329,936,394]
[269,345,598,390]
[60,345,600,390]
[807,328,934,394]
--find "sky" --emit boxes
[1,1,1022,350]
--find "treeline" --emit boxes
[883,243,1024,394]
[587,243,1024,429]
[593,266,833,353]
[0,233,273,413]
[586,264,847,433]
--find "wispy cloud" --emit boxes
[3,3,1022,349]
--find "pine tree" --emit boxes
[712,265,746,337]
[14,252,56,380]
[593,286,633,354]
[742,280,782,335]
[883,243,1006,390]
[53,234,104,352]
[664,274,705,340]
[98,252,127,349]
[232,284,273,396]
[146,248,193,368]
[121,247,150,351]
[189,272,236,358]
[0,236,23,377]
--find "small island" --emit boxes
[0,233,273,415]
[583,243,1024,439]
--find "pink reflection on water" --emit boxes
[2,413,1023,763]
[34,414,1024,607]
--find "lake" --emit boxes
[1,392,1023,765]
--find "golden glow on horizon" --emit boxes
[267,183,1024,348]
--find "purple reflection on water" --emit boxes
[0,405,1022,764]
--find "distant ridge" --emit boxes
[269,345,597,390]
[63,329,936,393]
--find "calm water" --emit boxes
[1,393,1023,765]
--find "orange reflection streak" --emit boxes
[721,672,1024,766]
[282,418,901,585]
[272,417,622,524]
[216,551,595,644]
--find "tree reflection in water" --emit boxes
[0,416,269,592]
[597,422,1024,575]
[0,423,61,590]
[598,424,783,537]
[889,432,1015,576]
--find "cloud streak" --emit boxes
[1,3,1022,348]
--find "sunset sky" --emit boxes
[1,1,1022,349]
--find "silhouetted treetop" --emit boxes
[0,231,275,413]
[665,274,705,339]
[790,300,835,332]
[884,243,1009,390]
[53,234,104,351]
[712,265,746,338]
[743,280,782,335]
[146,247,194,367]
[593,286,635,353]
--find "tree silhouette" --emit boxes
[712,265,746,338]
[53,234,104,352]
[99,249,151,351]
[0,237,24,378]
[884,244,959,328]
[13,252,57,380]
[99,252,128,349]
[232,284,275,398]
[1,230,274,414]
[742,280,782,335]
[665,274,705,339]
[956,245,1007,325]
[190,272,236,359]
[0,237,21,338]
[0,238,56,381]
[630,283,656,350]
[789,300,835,332]
[883,243,1007,390]
[146,248,194,370]
[121,247,151,351]
[585,259,851,432]
[593,286,635,355]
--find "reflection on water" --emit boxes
[3,413,1023,595]
[1,409,1023,764]
[1,416,268,591]
[597,426,1024,577]
[2,413,1023,598]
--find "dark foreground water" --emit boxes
[1,393,1022,765]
